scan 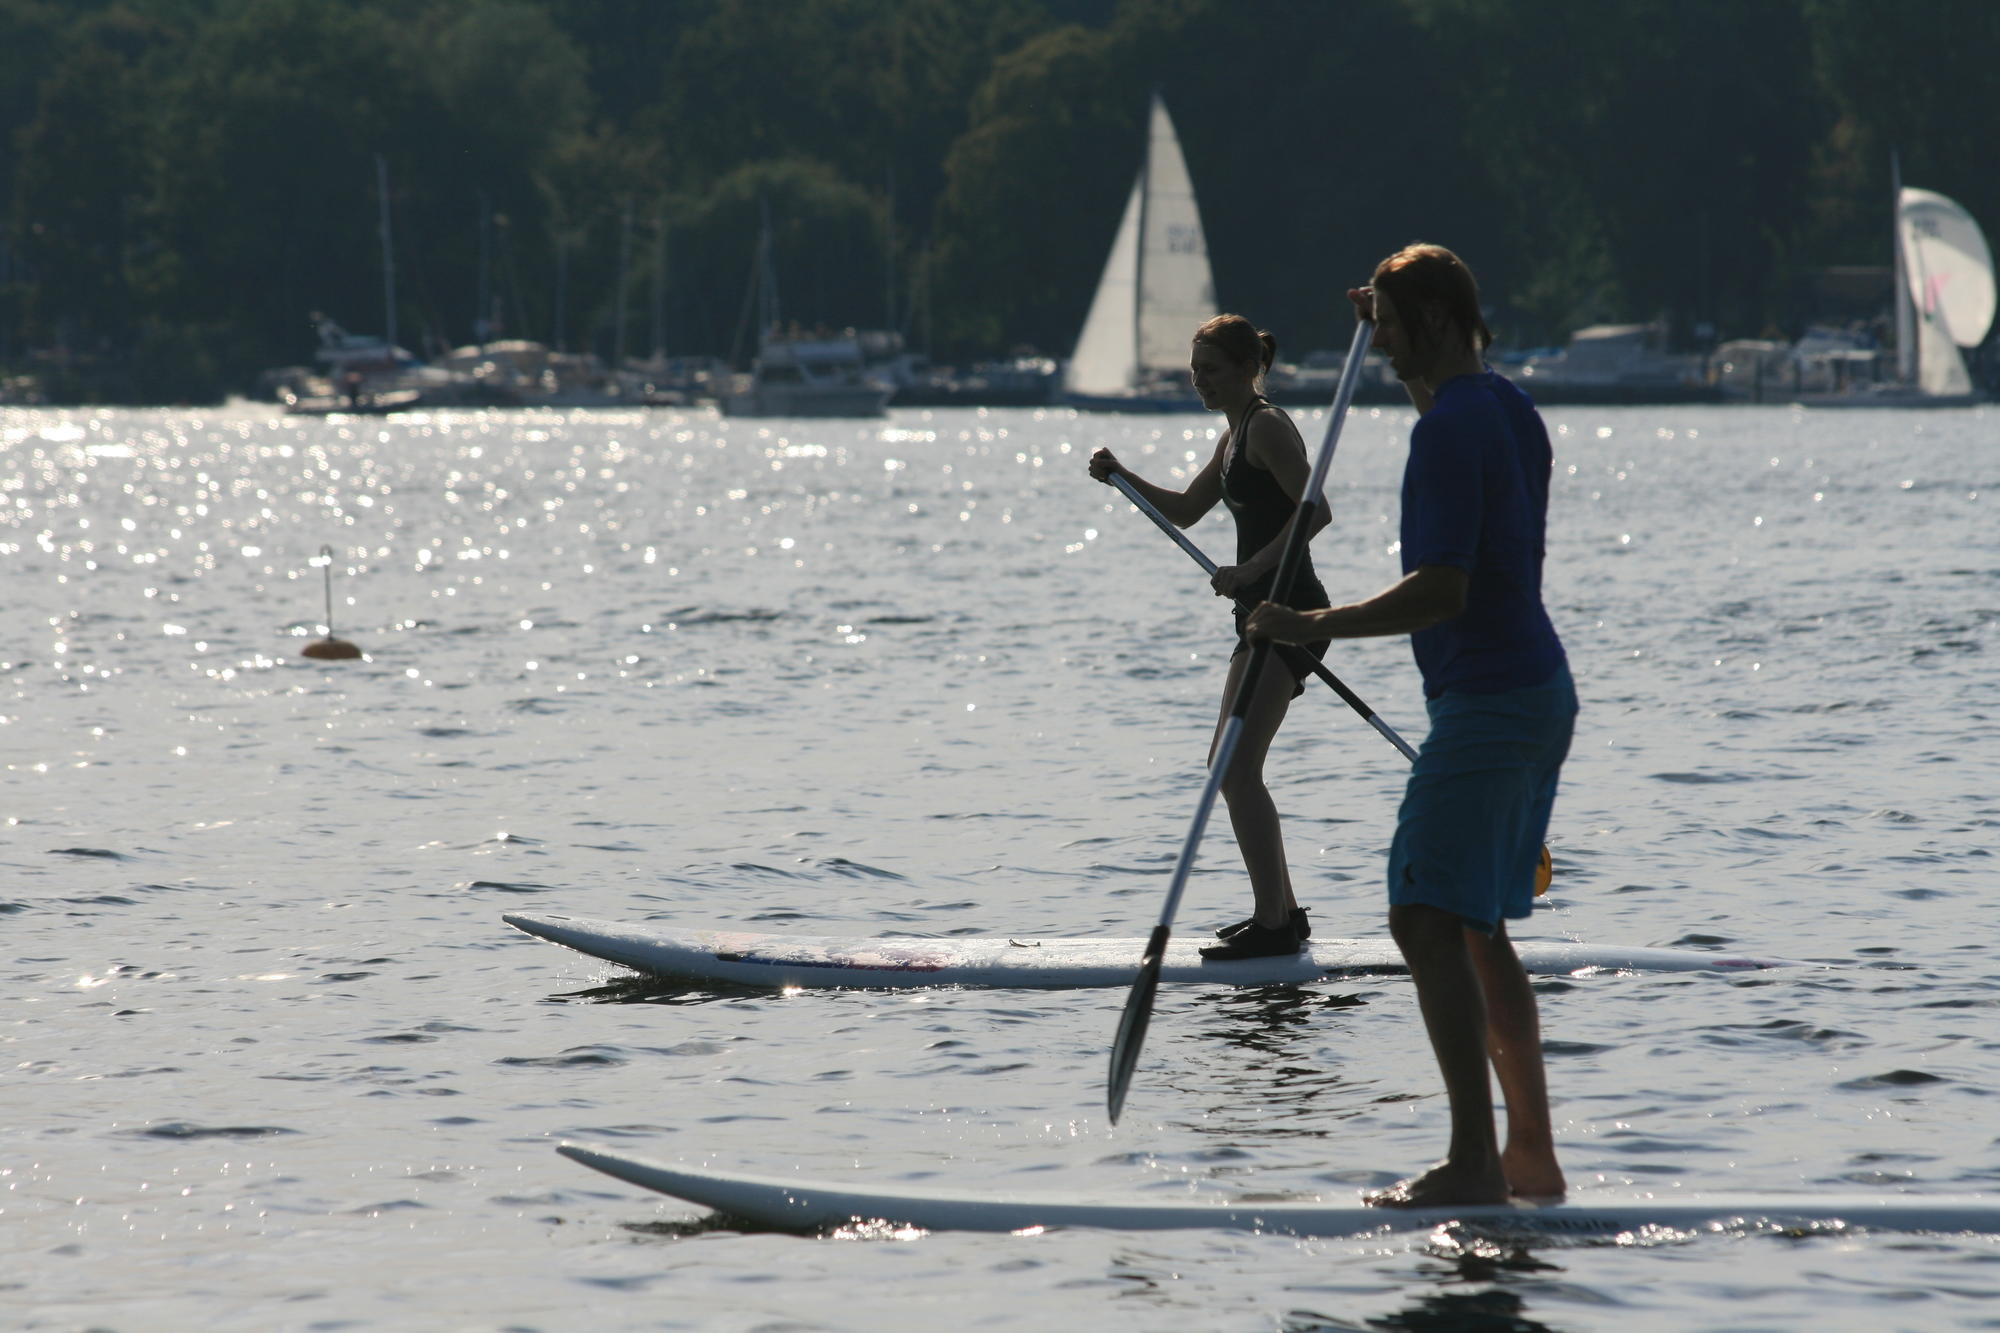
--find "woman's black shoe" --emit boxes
[1216,908,1310,941]
[1199,918,1301,960]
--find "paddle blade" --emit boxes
[1534,843,1553,896]
[1107,926,1171,1124]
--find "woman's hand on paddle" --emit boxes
[1244,600,1322,645]
[1088,448,1123,484]
[1210,565,1255,598]
[1348,286,1375,323]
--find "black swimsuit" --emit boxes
[1221,397,1332,694]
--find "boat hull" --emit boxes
[1063,391,1208,413]
[722,385,891,418]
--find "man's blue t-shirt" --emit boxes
[1400,372,1565,698]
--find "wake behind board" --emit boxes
[558,1143,2000,1239]
[503,912,1805,990]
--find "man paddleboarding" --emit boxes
[1247,244,1574,1207]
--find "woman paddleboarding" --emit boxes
[1088,314,1333,960]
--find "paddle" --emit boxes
[1107,470,1418,763]
[1106,318,1373,1125]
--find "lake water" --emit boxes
[4,397,1997,1331]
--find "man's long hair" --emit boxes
[1372,243,1492,361]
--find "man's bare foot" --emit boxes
[1502,1145,1566,1202]
[1365,1158,1510,1209]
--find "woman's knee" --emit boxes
[1216,767,1272,808]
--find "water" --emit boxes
[3,399,1996,1331]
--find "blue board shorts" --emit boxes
[1387,663,1577,933]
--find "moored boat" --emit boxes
[721,328,892,418]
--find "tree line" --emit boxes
[2,0,1994,402]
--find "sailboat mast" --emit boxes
[375,154,396,351]
[553,226,568,353]
[649,210,666,362]
[760,200,780,335]
[614,200,633,369]
[1132,97,1156,391]
[476,192,491,349]
[730,201,778,369]
[1892,149,1915,386]
[884,166,896,333]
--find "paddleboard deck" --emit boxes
[557,1143,2000,1238]
[503,912,1805,989]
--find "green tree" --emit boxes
[1403,0,1828,344]
[1803,0,2000,277]
[930,0,1459,359]
[930,21,1143,353]
[140,0,436,373]
[670,157,886,363]
[10,7,177,356]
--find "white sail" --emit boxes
[1899,187,1994,397]
[1068,179,1143,395]
[1892,155,1915,384]
[1067,96,1216,396]
[1912,295,1971,396]
[1134,97,1216,375]
[1899,188,1996,349]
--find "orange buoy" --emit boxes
[301,635,361,660]
[301,545,363,660]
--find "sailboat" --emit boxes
[1892,180,1994,402]
[1784,158,1984,404]
[1064,95,1217,412]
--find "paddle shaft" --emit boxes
[1108,318,1374,1122]
[1107,471,1418,763]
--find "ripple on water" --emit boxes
[495,1047,629,1069]
[124,1122,300,1140]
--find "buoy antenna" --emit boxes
[315,544,338,637]
[301,545,363,660]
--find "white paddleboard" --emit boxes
[558,1143,2000,1238]
[503,912,1805,989]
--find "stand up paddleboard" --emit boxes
[503,912,1805,989]
[557,1143,2000,1239]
